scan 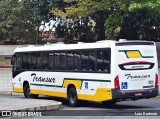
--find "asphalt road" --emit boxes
[9,97,160,119]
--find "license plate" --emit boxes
[135,93,142,96]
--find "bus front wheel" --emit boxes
[24,83,38,99]
[67,87,78,107]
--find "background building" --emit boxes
[0,45,18,92]
[0,45,19,66]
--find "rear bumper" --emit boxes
[112,87,159,101]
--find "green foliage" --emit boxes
[0,0,35,44]
[0,0,34,44]
[0,0,56,44]
[51,0,130,18]
[51,0,160,41]
[105,12,124,40]
[55,16,95,43]
[129,0,160,13]
[0,0,159,44]
[119,9,160,41]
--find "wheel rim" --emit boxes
[70,92,76,104]
[26,87,31,97]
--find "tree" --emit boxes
[51,0,160,41]
[119,9,160,41]
[51,0,129,41]
[0,0,36,44]
[0,0,57,44]
[24,0,57,44]
[55,16,95,43]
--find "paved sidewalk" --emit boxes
[0,92,62,111]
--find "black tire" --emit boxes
[67,87,78,107]
[24,83,38,99]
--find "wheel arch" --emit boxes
[67,84,76,94]
[23,81,29,89]
[67,84,78,107]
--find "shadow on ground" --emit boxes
[37,96,151,110]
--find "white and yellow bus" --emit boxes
[12,40,159,106]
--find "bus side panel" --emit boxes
[13,71,113,102]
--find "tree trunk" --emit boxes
[36,21,40,44]
[94,11,108,41]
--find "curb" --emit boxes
[14,102,62,111]
[0,91,23,96]
[0,92,62,111]
[0,91,13,96]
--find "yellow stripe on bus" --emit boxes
[30,89,67,98]
[31,87,112,102]
[78,88,112,102]
[63,80,82,89]
[127,51,142,58]
[13,87,23,93]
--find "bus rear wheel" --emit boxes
[24,83,38,99]
[67,87,78,107]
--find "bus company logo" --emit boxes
[31,73,55,83]
[119,50,153,59]
[125,74,150,79]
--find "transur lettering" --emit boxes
[31,73,55,83]
[125,74,150,79]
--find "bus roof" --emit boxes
[14,40,155,53]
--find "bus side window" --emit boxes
[42,52,53,70]
[97,49,110,72]
[81,50,95,72]
[31,52,41,70]
[74,51,80,71]
[89,51,96,71]
[67,51,75,71]
[67,51,80,71]
[37,53,41,69]
[54,52,60,70]
[42,52,48,70]
[12,53,21,71]
[22,53,30,69]
[48,52,53,70]
[61,52,66,70]
[81,51,89,71]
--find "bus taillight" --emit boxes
[155,74,159,88]
[114,75,120,90]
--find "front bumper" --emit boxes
[112,88,159,101]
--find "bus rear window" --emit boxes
[118,61,155,70]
